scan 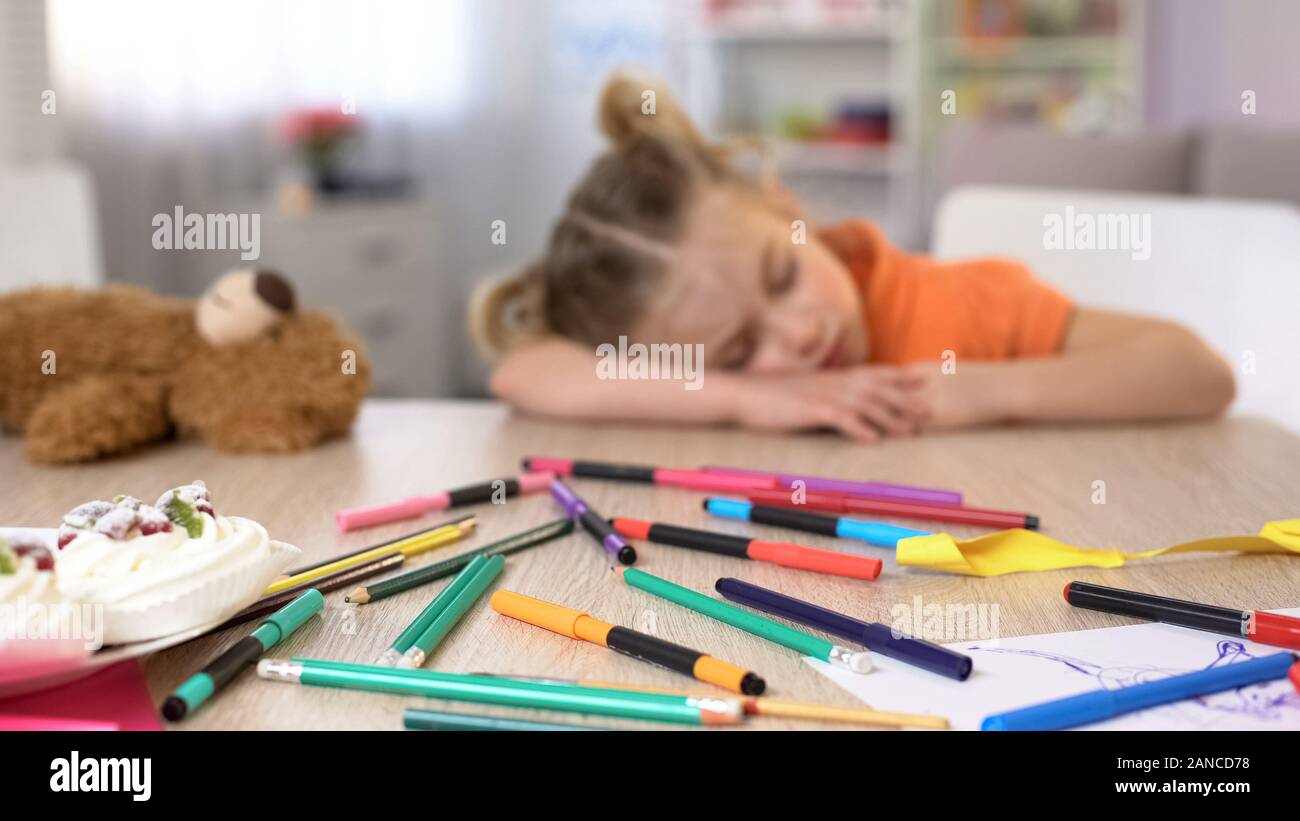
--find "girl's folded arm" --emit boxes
[488,337,742,424]
[999,308,1237,422]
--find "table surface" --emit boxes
[4,400,1299,730]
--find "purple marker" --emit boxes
[550,479,637,565]
[702,466,961,506]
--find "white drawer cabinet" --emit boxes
[256,200,454,397]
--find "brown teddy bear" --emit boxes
[0,269,371,464]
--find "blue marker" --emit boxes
[703,498,928,548]
[981,651,1297,731]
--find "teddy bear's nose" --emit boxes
[254,269,295,312]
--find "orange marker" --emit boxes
[491,589,766,695]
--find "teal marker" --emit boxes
[161,588,324,721]
[396,554,504,668]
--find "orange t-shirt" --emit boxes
[820,220,1074,364]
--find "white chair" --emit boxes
[931,186,1300,433]
[0,163,103,289]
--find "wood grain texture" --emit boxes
[3,400,1299,730]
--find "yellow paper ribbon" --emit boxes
[895,518,1300,577]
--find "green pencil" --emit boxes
[376,555,489,666]
[258,658,743,726]
[616,567,871,673]
[347,518,574,604]
[397,554,504,668]
[403,708,609,732]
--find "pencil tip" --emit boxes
[347,588,368,604]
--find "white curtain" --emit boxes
[45,0,470,292]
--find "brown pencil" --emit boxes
[206,552,406,635]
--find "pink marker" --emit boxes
[702,465,962,506]
[335,472,555,532]
[522,458,779,494]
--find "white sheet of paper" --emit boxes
[807,607,1300,731]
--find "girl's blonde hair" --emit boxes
[469,69,762,358]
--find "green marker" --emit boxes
[259,657,743,726]
[403,708,608,732]
[618,567,871,673]
[161,588,324,721]
[378,554,489,666]
[396,553,504,668]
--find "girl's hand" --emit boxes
[729,366,929,443]
[901,361,1014,430]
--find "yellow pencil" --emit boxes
[262,518,477,596]
[473,674,948,730]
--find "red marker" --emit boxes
[523,458,778,494]
[1065,581,1300,651]
[746,487,1038,531]
[611,517,881,580]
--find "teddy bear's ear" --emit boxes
[196,268,296,347]
[253,269,295,312]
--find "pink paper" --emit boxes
[0,660,161,730]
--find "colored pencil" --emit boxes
[334,472,555,532]
[377,554,489,666]
[214,553,404,633]
[615,567,871,673]
[347,518,573,604]
[611,516,881,580]
[263,516,476,596]
[1064,581,1300,650]
[704,465,962,505]
[397,554,504,668]
[746,487,1038,530]
[715,577,973,680]
[473,674,949,730]
[705,498,928,547]
[258,658,744,726]
[492,589,766,695]
[982,652,1297,730]
[523,457,779,493]
[285,513,474,576]
[551,479,636,565]
[163,589,324,721]
[403,708,607,732]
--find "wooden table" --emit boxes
[4,400,1299,730]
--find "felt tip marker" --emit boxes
[523,458,778,493]
[981,651,1297,730]
[705,498,929,548]
[611,517,881,580]
[492,589,766,695]
[162,588,324,721]
[334,472,555,532]
[1064,581,1300,651]
[746,488,1038,531]
[551,479,636,565]
[703,465,962,506]
[715,577,972,681]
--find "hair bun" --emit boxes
[597,68,711,152]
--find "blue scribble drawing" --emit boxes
[966,640,1300,727]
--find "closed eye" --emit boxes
[712,323,757,370]
[762,239,799,296]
